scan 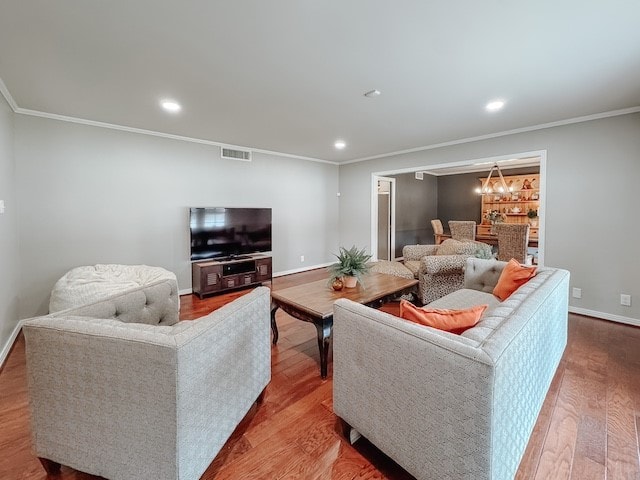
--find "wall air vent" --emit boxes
[221,147,252,161]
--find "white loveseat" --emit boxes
[23,282,271,480]
[333,258,569,480]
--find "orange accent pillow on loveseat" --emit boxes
[399,300,488,334]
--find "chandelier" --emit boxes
[475,163,511,196]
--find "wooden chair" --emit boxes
[448,220,476,241]
[430,219,447,245]
[495,223,531,264]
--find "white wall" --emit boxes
[15,115,339,318]
[0,95,19,361]
[339,113,640,324]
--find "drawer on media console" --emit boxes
[223,273,257,289]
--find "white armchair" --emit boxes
[23,284,271,480]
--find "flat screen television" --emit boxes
[189,207,272,261]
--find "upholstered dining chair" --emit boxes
[430,219,447,244]
[448,220,476,241]
[495,223,531,264]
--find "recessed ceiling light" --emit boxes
[334,140,346,150]
[485,100,505,112]
[364,89,381,98]
[161,100,181,113]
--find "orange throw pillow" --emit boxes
[493,258,537,301]
[399,300,488,334]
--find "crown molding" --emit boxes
[341,106,640,165]
[3,74,638,167]
[14,107,338,165]
[0,77,18,111]
[0,75,337,166]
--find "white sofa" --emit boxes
[23,282,271,480]
[333,258,569,480]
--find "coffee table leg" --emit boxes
[315,319,332,379]
[270,305,279,345]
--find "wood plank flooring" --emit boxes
[1,268,639,479]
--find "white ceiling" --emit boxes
[1,1,639,163]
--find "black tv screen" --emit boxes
[189,207,272,261]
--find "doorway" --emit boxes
[370,151,546,266]
[373,176,396,261]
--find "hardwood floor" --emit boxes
[1,268,639,479]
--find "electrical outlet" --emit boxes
[572,287,582,299]
[620,294,631,307]
[300,255,304,263]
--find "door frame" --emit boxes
[370,149,547,266]
[370,175,396,261]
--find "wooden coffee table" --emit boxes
[271,272,418,378]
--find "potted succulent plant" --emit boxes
[527,208,538,227]
[328,245,372,288]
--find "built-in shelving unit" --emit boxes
[479,173,540,225]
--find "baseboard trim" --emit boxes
[273,262,333,278]
[569,306,640,327]
[0,321,23,369]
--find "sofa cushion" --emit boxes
[464,258,505,293]
[493,259,537,301]
[427,288,500,311]
[403,261,421,278]
[435,239,467,255]
[399,300,487,334]
[436,239,492,258]
[368,260,414,279]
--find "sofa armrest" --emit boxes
[421,254,469,275]
[333,299,495,479]
[402,244,438,261]
[170,286,271,479]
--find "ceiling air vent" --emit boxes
[221,147,252,161]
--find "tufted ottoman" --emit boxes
[49,264,179,318]
[368,260,414,279]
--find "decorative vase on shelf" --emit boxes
[343,276,358,288]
